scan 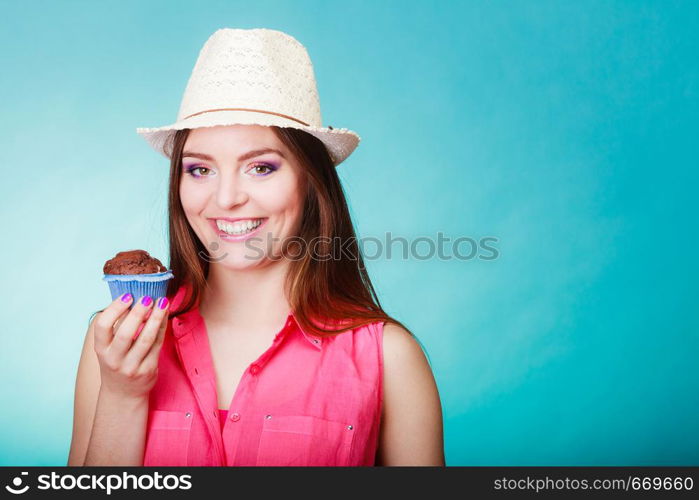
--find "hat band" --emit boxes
[183,107,310,126]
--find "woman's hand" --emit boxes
[93,293,170,401]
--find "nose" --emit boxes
[215,169,248,209]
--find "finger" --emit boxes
[123,296,169,369]
[93,293,135,352]
[109,295,155,358]
[114,305,153,336]
[140,306,170,370]
[132,306,155,340]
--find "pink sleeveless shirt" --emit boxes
[143,282,385,466]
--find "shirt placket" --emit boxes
[224,315,296,465]
[173,325,227,466]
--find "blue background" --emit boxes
[1,0,697,466]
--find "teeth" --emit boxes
[216,218,263,235]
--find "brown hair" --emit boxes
[167,126,424,348]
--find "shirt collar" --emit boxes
[284,310,323,350]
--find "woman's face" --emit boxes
[179,124,305,269]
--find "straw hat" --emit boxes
[136,28,360,167]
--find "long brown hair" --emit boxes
[167,126,423,346]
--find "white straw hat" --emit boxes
[136,28,360,167]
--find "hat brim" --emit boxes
[136,110,360,167]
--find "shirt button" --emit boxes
[230,412,240,422]
[250,364,260,375]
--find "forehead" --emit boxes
[183,124,283,154]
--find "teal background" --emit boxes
[1,0,697,466]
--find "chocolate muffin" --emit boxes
[102,249,173,306]
[103,250,167,275]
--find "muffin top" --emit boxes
[103,249,167,275]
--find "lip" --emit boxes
[209,216,266,223]
[209,217,268,242]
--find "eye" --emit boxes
[184,165,212,178]
[248,163,278,176]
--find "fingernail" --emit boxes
[121,293,133,303]
[157,297,169,310]
[140,295,153,307]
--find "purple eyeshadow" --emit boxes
[251,162,279,176]
[183,164,206,178]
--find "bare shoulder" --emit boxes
[377,322,445,465]
[381,322,437,398]
[381,322,428,370]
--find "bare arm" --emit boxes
[67,314,101,466]
[67,312,150,466]
[83,387,149,466]
[376,323,445,466]
[68,294,169,466]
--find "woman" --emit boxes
[68,28,444,466]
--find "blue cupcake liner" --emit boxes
[103,271,174,308]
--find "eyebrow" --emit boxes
[181,148,286,163]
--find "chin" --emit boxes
[212,252,269,270]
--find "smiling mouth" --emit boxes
[214,217,267,236]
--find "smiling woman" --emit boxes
[69,27,444,467]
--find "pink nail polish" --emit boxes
[140,295,153,307]
[157,297,169,310]
[121,293,133,303]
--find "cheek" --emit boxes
[179,183,208,214]
[258,181,303,215]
